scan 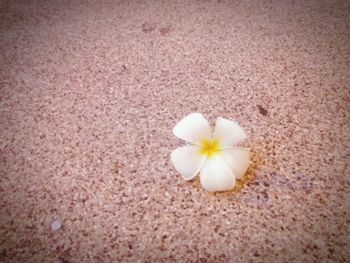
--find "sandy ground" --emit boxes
[1,0,349,262]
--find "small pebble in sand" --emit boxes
[141,22,156,33]
[257,105,268,116]
[51,219,62,231]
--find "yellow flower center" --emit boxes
[199,139,220,157]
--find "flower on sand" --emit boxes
[171,113,250,192]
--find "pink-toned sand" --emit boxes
[1,0,349,262]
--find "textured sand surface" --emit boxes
[1,0,350,262]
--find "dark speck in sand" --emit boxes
[142,22,156,33]
[257,105,268,116]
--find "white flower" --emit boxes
[171,113,250,192]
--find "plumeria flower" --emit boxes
[171,113,250,192]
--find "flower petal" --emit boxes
[199,155,235,192]
[218,147,250,179]
[214,117,247,147]
[171,145,206,180]
[173,113,212,144]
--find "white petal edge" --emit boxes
[173,113,212,144]
[199,155,235,192]
[171,145,206,180]
[214,117,247,148]
[217,147,250,179]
